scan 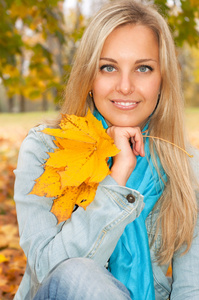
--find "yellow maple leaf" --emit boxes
[30,109,119,223]
[30,165,63,197]
[51,182,99,222]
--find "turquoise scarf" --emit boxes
[93,110,167,299]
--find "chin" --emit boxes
[110,117,139,127]
[112,121,140,128]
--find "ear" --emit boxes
[89,90,93,98]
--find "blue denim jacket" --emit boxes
[14,125,199,300]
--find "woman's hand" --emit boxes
[107,126,145,186]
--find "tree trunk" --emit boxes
[42,93,48,111]
[8,96,14,112]
[19,94,25,112]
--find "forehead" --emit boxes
[101,24,159,58]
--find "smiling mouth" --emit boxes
[111,100,139,109]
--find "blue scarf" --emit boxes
[93,110,167,299]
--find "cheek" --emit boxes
[92,79,103,98]
[93,76,115,97]
[141,77,161,99]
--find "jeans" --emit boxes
[33,258,131,300]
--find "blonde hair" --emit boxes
[56,0,198,264]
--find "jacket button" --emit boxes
[126,194,135,203]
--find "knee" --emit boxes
[34,258,131,300]
[34,258,91,299]
[52,257,98,278]
[46,257,101,288]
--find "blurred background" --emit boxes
[0,0,198,298]
[0,0,199,113]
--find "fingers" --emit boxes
[130,129,145,157]
[107,126,145,158]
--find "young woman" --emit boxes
[14,0,199,299]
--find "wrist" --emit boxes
[110,164,133,186]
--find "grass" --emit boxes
[185,107,199,131]
[0,111,58,145]
[0,111,58,129]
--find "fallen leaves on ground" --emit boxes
[0,135,26,299]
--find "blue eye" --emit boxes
[138,65,153,73]
[100,65,116,72]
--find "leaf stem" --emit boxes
[143,135,193,158]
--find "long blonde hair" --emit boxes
[56,0,198,264]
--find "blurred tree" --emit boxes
[64,0,86,70]
[178,44,199,106]
[0,0,66,112]
[154,0,199,47]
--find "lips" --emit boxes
[113,101,137,106]
[111,100,139,110]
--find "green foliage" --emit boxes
[0,0,66,111]
[150,0,199,47]
[0,0,22,72]
[168,1,199,46]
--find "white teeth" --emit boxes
[115,101,136,106]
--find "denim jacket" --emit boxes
[14,125,199,300]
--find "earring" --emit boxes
[89,90,93,98]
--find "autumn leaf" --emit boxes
[30,110,119,223]
[51,182,99,221]
[30,165,62,198]
[0,254,8,263]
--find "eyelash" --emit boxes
[100,64,116,72]
[137,65,153,72]
[99,64,154,73]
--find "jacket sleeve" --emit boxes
[170,147,199,300]
[14,126,144,284]
[170,209,199,300]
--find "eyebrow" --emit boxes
[135,58,157,64]
[100,58,117,63]
[100,57,157,64]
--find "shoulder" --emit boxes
[17,124,56,166]
[26,124,56,151]
[23,124,56,151]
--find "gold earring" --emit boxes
[89,90,93,98]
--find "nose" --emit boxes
[116,72,134,95]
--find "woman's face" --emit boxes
[92,24,161,128]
